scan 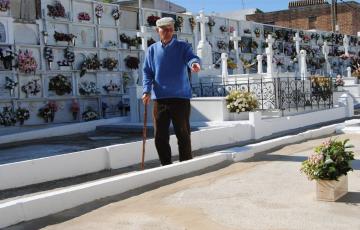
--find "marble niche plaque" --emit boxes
[98,27,118,49]
[14,23,39,45]
[71,25,96,48]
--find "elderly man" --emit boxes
[142,17,201,166]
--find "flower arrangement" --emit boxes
[0,48,15,70]
[103,80,121,93]
[147,15,160,27]
[112,8,121,21]
[303,34,311,43]
[217,40,228,50]
[120,33,131,45]
[5,76,18,92]
[175,16,184,32]
[351,57,360,79]
[300,139,354,181]
[129,37,141,48]
[189,17,196,32]
[79,81,99,95]
[254,28,261,38]
[17,50,37,74]
[227,59,237,70]
[54,31,76,45]
[78,12,91,21]
[251,41,258,50]
[311,33,320,41]
[82,107,99,121]
[65,48,75,64]
[225,90,258,113]
[219,25,228,33]
[335,75,344,87]
[207,17,215,32]
[47,1,66,18]
[310,75,331,95]
[102,57,118,71]
[229,26,235,33]
[70,99,79,120]
[15,107,30,125]
[123,72,131,92]
[38,101,58,123]
[95,5,104,19]
[80,54,101,77]
[106,41,118,50]
[0,107,16,126]
[240,57,256,72]
[147,38,156,47]
[0,0,10,12]
[124,56,140,70]
[21,79,41,97]
[49,74,72,96]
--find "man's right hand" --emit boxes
[142,93,151,105]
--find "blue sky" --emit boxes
[170,0,360,14]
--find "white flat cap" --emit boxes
[156,17,175,27]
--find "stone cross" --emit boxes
[293,32,302,55]
[322,41,331,74]
[230,30,241,72]
[300,50,307,80]
[196,10,208,43]
[266,35,275,76]
[196,10,213,69]
[347,66,352,78]
[221,53,228,84]
[343,35,349,56]
[136,26,152,51]
[257,55,263,74]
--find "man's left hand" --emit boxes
[191,63,201,73]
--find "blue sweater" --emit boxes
[142,38,200,99]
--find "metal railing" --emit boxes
[191,76,334,115]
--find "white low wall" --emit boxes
[0,93,353,190]
[0,117,130,145]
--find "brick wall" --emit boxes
[246,2,360,35]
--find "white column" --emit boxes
[293,32,302,55]
[257,55,263,74]
[266,35,275,76]
[136,26,151,52]
[196,10,213,69]
[300,50,307,80]
[322,41,331,75]
[221,53,228,84]
[343,35,349,56]
[230,30,241,73]
[347,66,352,78]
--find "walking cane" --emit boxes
[141,103,148,170]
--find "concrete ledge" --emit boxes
[0,117,130,145]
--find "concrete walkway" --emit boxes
[8,133,360,230]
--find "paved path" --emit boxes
[9,133,360,230]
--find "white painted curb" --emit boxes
[0,122,341,228]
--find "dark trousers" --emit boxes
[153,99,192,165]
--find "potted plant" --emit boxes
[335,75,344,91]
[48,74,72,96]
[15,107,30,125]
[175,16,184,32]
[225,90,258,120]
[147,15,160,27]
[95,5,104,24]
[5,76,17,97]
[300,138,355,201]
[207,17,215,32]
[17,50,37,74]
[82,106,99,121]
[47,1,66,18]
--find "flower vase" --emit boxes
[44,35,48,45]
[72,37,76,46]
[49,61,52,70]
[20,120,24,126]
[97,17,101,24]
[122,43,129,49]
[9,89,14,97]
[316,175,348,201]
[115,20,119,26]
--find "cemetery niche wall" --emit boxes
[1,0,360,128]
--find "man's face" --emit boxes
[157,25,174,43]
